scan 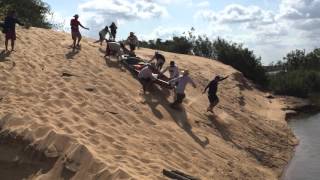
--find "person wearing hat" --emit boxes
[138,64,157,94]
[70,14,89,49]
[160,60,179,79]
[149,51,166,71]
[109,22,117,41]
[126,32,139,53]
[169,70,196,108]
[203,75,229,113]
[94,26,110,45]
[3,10,24,52]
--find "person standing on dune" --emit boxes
[70,14,89,50]
[3,10,24,52]
[109,22,117,41]
[126,32,139,53]
[203,75,229,113]
[169,70,196,108]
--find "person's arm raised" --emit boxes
[79,22,89,30]
[219,75,229,82]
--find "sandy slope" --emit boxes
[0,27,297,180]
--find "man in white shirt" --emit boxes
[169,70,196,107]
[138,65,157,94]
[161,61,179,79]
[149,51,166,71]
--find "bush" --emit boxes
[269,70,320,97]
[0,0,52,28]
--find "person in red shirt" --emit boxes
[70,14,89,49]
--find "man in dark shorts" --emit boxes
[203,75,229,113]
[149,51,166,71]
[70,14,89,49]
[109,22,117,41]
[3,10,24,51]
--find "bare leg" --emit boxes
[11,39,15,51]
[5,38,8,51]
[77,36,82,46]
[72,38,76,49]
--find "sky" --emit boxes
[44,0,320,65]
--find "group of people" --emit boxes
[138,51,229,112]
[1,11,229,113]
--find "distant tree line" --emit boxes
[268,49,320,97]
[0,0,52,28]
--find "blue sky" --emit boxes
[44,0,320,65]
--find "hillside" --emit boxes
[0,27,297,180]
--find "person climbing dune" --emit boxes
[203,75,229,113]
[169,70,196,108]
[94,26,109,45]
[160,61,179,80]
[70,14,89,50]
[149,51,166,71]
[3,10,24,52]
[138,64,157,94]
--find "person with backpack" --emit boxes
[70,14,89,50]
[3,10,24,52]
[94,26,109,45]
[126,32,139,53]
[160,61,179,79]
[169,70,196,108]
[149,51,166,71]
[203,75,229,113]
[109,22,117,41]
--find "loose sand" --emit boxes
[0,27,297,179]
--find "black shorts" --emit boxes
[176,93,186,104]
[99,33,104,41]
[208,94,219,104]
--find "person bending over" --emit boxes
[169,70,196,108]
[149,51,166,71]
[161,61,179,80]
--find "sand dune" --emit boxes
[0,27,297,180]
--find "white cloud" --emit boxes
[79,0,168,20]
[195,4,275,25]
[196,1,210,8]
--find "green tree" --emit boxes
[0,0,52,28]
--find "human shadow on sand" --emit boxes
[0,50,11,62]
[206,114,242,149]
[65,47,80,60]
[143,86,209,148]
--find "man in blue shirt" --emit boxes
[3,10,24,51]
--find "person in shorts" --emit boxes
[3,10,24,51]
[70,14,89,49]
[203,75,229,113]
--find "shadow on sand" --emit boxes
[65,47,80,60]
[0,50,11,62]
[143,86,209,148]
